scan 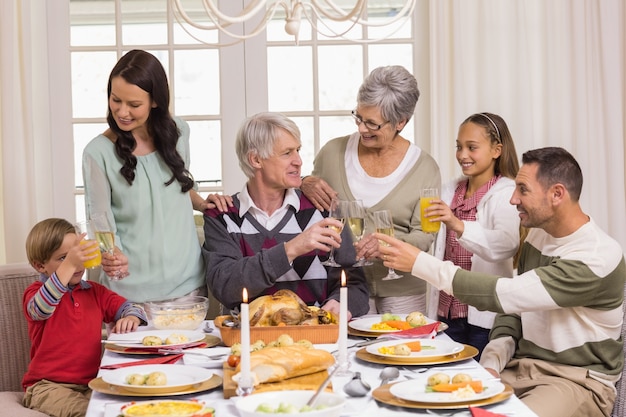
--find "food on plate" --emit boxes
[425,372,483,394]
[227,354,241,368]
[248,289,337,326]
[233,345,335,385]
[120,400,214,417]
[450,384,479,400]
[255,402,328,413]
[430,380,483,393]
[165,333,190,345]
[142,335,163,346]
[427,372,451,386]
[370,310,428,331]
[451,372,472,384]
[125,371,167,386]
[377,340,422,356]
[406,311,428,327]
[145,371,168,386]
[125,373,147,386]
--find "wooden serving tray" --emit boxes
[222,363,332,399]
[215,315,338,346]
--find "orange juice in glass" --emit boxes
[420,188,441,233]
[75,220,102,269]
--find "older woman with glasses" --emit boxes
[301,65,441,314]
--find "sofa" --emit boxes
[0,264,49,416]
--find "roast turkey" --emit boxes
[248,289,316,326]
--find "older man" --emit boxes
[376,147,624,417]
[202,112,369,319]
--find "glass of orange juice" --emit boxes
[420,188,441,233]
[75,220,102,269]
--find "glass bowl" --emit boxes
[145,296,209,330]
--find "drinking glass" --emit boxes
[347,200,373,267]
[91,213,129,280]
[373,210,402,280]
[321,199,348,267]
[420,188,441,233]
[74,220,102,270]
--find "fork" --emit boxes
[157,349,226,359]
[402,365,478,374]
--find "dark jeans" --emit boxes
[438,316,490,360]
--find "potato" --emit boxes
[452,373,473,384]
[145,371,167,386]
[393,344,412,356]
[125,373,147,385]
[427,372,451,386]
[251,340,266,351]
[230,343,242,355]
[165,333,189,345]
[276,334,294,347]
[406,311,427,327]
[296,339,313,349]
[142,335,163,346]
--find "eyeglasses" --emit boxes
[351,109,390,131]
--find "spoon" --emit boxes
[343,372,371,397]
[306,365,340,408]
[378,366,400,387]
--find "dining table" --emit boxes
[85,320,539,417]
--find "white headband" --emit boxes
[479,113,501,143]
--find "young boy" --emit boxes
[21,218,147,417]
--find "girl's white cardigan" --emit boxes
[427,176,520,329]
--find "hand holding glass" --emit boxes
[348,200,373,267]
[373,210,402,280]
[74,220,102,269]
[91,213,129,280]
[420,188,441,233]
[322,199,348,267]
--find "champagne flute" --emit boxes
[348,200,373,267]
[321,199,348,267]
[91,213,129,280]
[373,210,402,280]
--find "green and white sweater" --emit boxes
[412,218,625,382]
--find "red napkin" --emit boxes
[380,321,440,340]
[120,341,208,353]
[100,353,184,369]
[469,406,508,417]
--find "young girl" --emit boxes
[426,113,521,357]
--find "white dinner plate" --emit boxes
[365,338,464,359]
[389,371,505,404]
[106,329,205,348]
[348,315,439,334]
[101,364,214,394]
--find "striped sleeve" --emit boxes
[26,272,68,320]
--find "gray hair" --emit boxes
[236,112,301,178]
[357,66,420,127]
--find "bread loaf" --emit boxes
[234,345,335,384]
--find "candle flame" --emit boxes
[242,287,248,303]
[341,270,346,287]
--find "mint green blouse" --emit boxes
[82,118,204,302]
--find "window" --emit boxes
[69,0,418,217]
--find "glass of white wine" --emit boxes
[321,199,348,267]
[91,213,129,280]
[348,200,373,267]
[373,210,402,280]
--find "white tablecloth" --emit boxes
[85,322,538,417]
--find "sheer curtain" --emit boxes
[0,0,73,264]
[0,0,624,264]
[427,0,625,249]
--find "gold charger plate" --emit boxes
[348,322,449,338]
[104,335,221,355]
[372,381,514,410]
[88,374,222,397]
[355,344,478,365]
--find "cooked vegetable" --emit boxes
[427,372,451,386]
[381,313,401,322]
[430,380,483,393]
[405,341,422,352]
[393,344,411,356]
[451,372,472,384]
[382,320,412,330]
[227,354,241,368]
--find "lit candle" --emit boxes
[239,288,252,391]
[338,271,348,366]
